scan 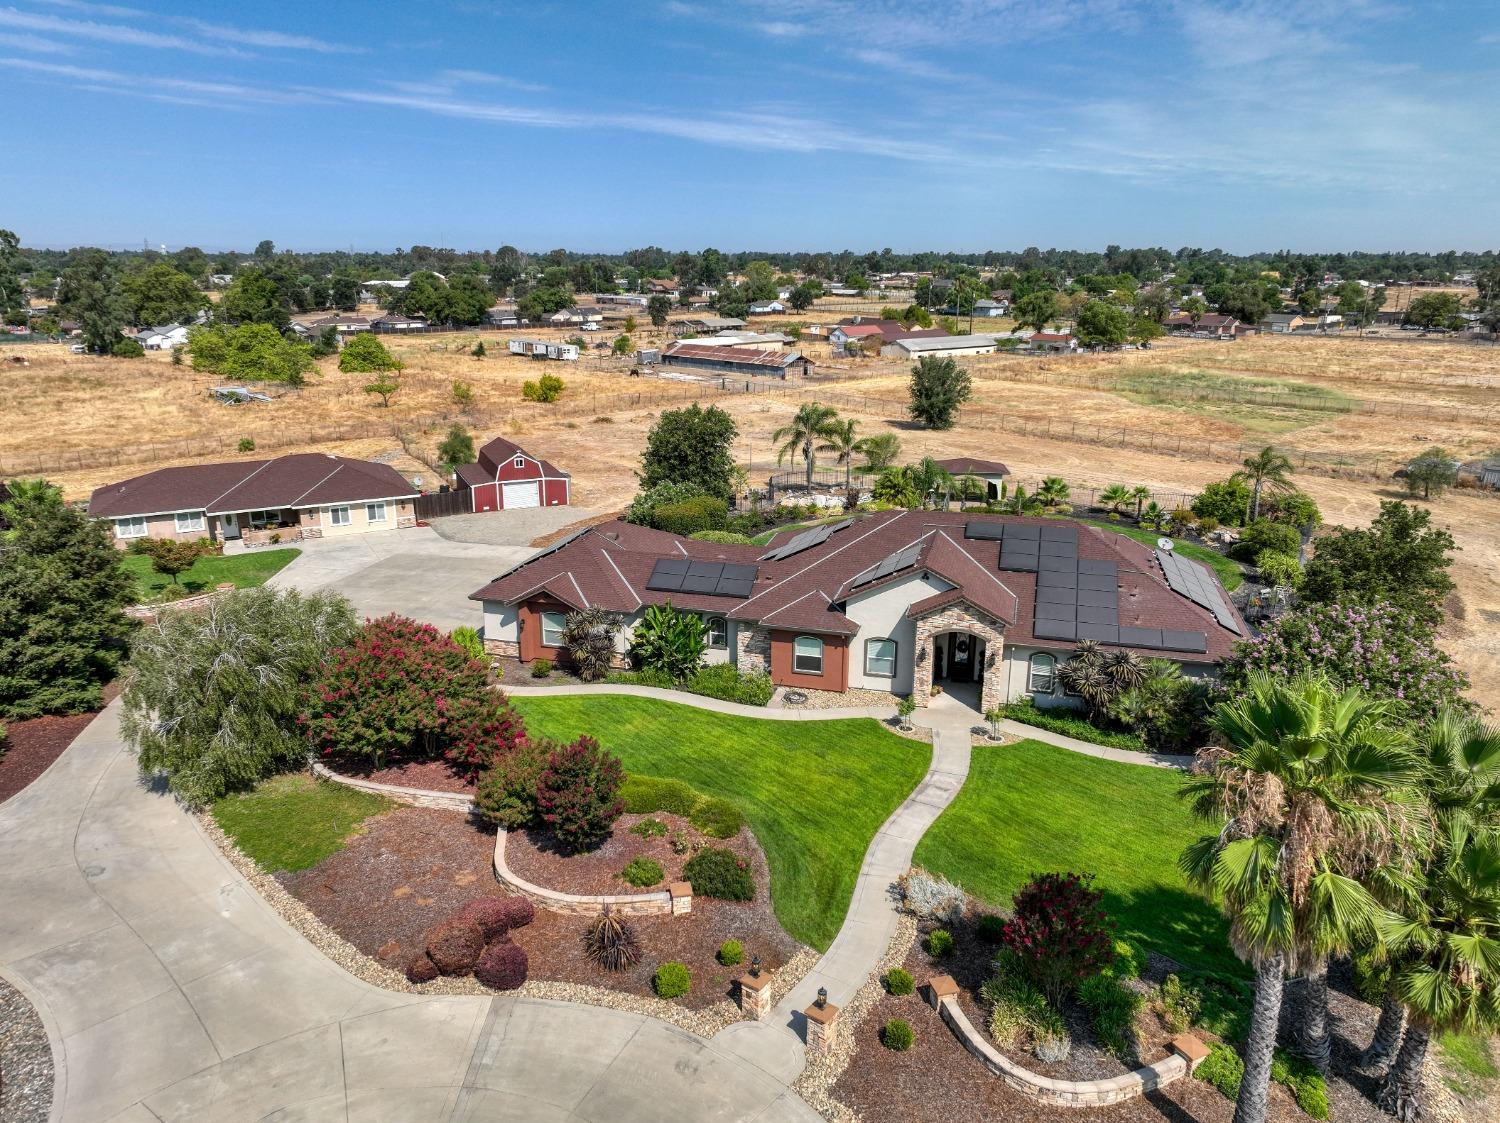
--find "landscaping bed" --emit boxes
[122,546,300,602]
[0,684,116,803]
[328,757,476,796]
[280,803,800,1011]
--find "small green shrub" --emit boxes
[1272,1049,1330,1120]
[531,658,553,678]
[884,968,914,996]
[522,373,565,403]
[606,667,677,689]
[1156,974,1201,1034]
[975,913,1007,945]
[1198,1041,1244,1099]
[926,929,955,957]
[881,1019,915,1051]
[690,796,744,839]
[654,961,691,999]
[1031,1005,1071,1061]
[629,817,668,838]
[473,738,551,830]
[651,495,728,537]
[111,337,145,357]
[682,846,754,900]
[237,437,256,452]
[622,856,665,887]
[621,774,700,816]
[450,625,485,661]
[717,939,744,966]
[689,530,754,545]
[1078,974,1142,1057]
[685,663,774,707]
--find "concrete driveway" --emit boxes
[263,527,528,631]
[428,506,604,547]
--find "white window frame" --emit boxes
[365,502,387,523]
[1029,652,1057,694]
[706,616,728,650]
[328,506,351,527]
[114,516,147,540]
[513,455,526,468]
[792,635,824,675]
[540,610,566,648]
[174,511,205,534]
[865,637,897,678]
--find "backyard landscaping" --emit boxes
[511,694,931,950]
[211,772,393,872]
[913,740,1237,976]
[122,546,300,601]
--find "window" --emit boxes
[513,455,526,468]
[365,502,387,523]
[865,638,897,678]
[540,611,566,648]
[792,635,824,675]
[174,511,205,533]
[329,506,351,527]
[248,510,280,528]
[706,616,728,650]
[1028,652,1057,694]
[114,516,147,539]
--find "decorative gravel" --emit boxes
[0,976,54,1123]
[779,687,898,711]
[196,806,815,1037]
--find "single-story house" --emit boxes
[1029,332,1078,353]
[595,293,649,307]
[292,315,372,342]
[670,316,748,336]
[484,306,523,327]
[830,320,946,351]
[971,299,1008,317]
[933,457,1011,501]
[1259,312,1309,333]
[660,341,811,379]
[371,313,427,333]
[89,453,419,547]
[508,338,579,361]
[1164,313,1243,339]
[646,279,679,294]
[708,331,795,347]
[469,510,1244,713]
[544,307,605,326]
[884,334,999,358]
[455,436,571,512]
[747,300,786,315]
[136,323,191,350]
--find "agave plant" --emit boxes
[1058,641,1147,718]
[583,910,642,972]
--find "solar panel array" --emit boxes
[849,543,924,590]
[759,517,855,562]
[1155,549,1241,634]
[645,558,759,598]
[963,519,1005,541]
[995,521,1077,572]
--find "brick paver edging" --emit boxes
[310,761,688,917]
[927,980,1208,1107]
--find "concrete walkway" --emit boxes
[0,706,821,1122]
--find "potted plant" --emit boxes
[896,696,917,732]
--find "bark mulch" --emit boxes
[327,757,476,795]
[506,811,751,897]
[0,684,117,803]
[282,805,799,1012]
[491,660,585,691]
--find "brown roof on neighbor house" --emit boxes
[88,454,418,520]
[469,436,571,481]
[934,457,1011,477]
[470,509,1244,661]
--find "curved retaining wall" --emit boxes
[927,979,1206,1108]
[312,762,689,917]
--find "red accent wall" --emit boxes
[769,630,849,691]
[518,595,571,662]
[542,478,570,506]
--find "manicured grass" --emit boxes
[122,547,301,601]
[1072,517,1243,591]
[510,695,931,950]
[1438,1031,1497,1098]
[211,773,393,873]
[914,739,1241,976]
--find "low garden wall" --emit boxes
[927,976,1207,1108]
[126,582,238,620]
[311,762,691,918]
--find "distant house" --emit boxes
[971,299,1008,318]
[933,457,1011,501]
[89,454,418,547]
[454,436,571,512]
[543,307,605,326]
[508,338,579,361]
[660,341,812,379]
[884,334,999,358]
[646,278,679,295]
[370,312,427,333]
[292,315,372,342]
[484,306,523,327]
[1029,332,1078,353]
[595,293,649,307]
[708,331,795,347]
[747,300,786,315]
[136,323,191,350]
[670,316,748,336]
[1164,312,1243,339]
[1259,312,1309,333]
[830,319,946,352]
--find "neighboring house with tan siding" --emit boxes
[89,453,419,548]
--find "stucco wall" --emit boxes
[769,630,848,691]
[109,511,210,547]
[842,572,952,693]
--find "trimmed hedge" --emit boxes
[474,940,528,991]
[654,961,692,998]
[997,698,1146,752]
[682,846,754,900]
[689,796,745,839]
[651,496,728,537]
[718,939,744,966]
[621,774,744,838]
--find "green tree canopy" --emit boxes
[58,248,128,352]
[216,268,291,330]
[120,263,207,327]
[907,355,972,430]
[1404,448,1459,500]
[338,332,403,373]
[1012,290,1062,332]
[638,403,739,499]
[1074,300,1131,347]
[188,323,316,386]
[438,424,475,472]
[647,293,672,327]
[1404,292,1464,331]
[1300,500,1456,631]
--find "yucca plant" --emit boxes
[583,911,642,972]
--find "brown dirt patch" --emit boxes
[329,757,477,795]
[282,804,799,1011]
[0,684,117,803]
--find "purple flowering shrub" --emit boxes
[1221,601,1470,724]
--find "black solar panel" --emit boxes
[1004,523,1040,540]
[1119,626,1164,649]
[999,545,1039,571]
[1040,539,1078,558]
[1077,587,1115,608]
[1036,585,1076,604]
[1034,618,1077,641]
[1036,602,1077,622]
[1155,549,1241,634]
[1077,604,1117,625]
[1077,623,1120,643]
[1161,629,1209,653]
[1078,558,1117,575]
[964,520,1006,541]
[1040,525,1078,543]
[681,572,720,593]
[1079,572,1117,592]
[645,558,759,598]
[759,518,855,562]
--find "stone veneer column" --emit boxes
[669,881,692,914]
[736,971,773,1020]
[803,999,840,1053]
[734,623,771,675]
[909,605,1006,709]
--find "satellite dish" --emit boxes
[413,475,423,487]
[1157,537,1175,551]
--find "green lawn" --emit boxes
[211,773,393,873]
[510,695,931,950]
[914,739,1241,976]
[1072,517,1243,591]
[122,547,301,602]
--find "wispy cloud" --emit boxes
[0,7,247,55]
[3,56,315,105]
[5,31,73,52]
[22,0,353,54]
[438,68,548,93]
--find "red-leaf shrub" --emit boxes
[535,736,625,852]
[497,896,535,930]
[406,952,439,983]
[474,940,528,990]
[1001,872,1115,1004]
[473,737,552,829]
[302,614,524,775]
[454,898,514,942]
[426,920,485,975]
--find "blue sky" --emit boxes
[4,0,1497,253]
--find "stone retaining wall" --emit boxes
[311,761,476,812]
[930,985,1203,1108]
[125,582,237,620]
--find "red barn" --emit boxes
[455,436,571,512]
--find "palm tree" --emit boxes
[956,473,985,510]
[773,402,841,490]
[818,417,859,491]
[1237,447,1295,523]
[854,432,901,472]
[1128,485,1152,520]
[1036,476,1070,511]
[1099,483,1131,514]
[1056,641,1147,718]
[910,457,955,509]
[1180,674,1418,1122]
[1140,501,1169,532]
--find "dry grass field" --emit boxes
[3,329,1496,713]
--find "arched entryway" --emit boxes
[911,604,1007,713]
[930,630,986,711]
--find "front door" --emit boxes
[222,513,240,540]
[950,634,974,681]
